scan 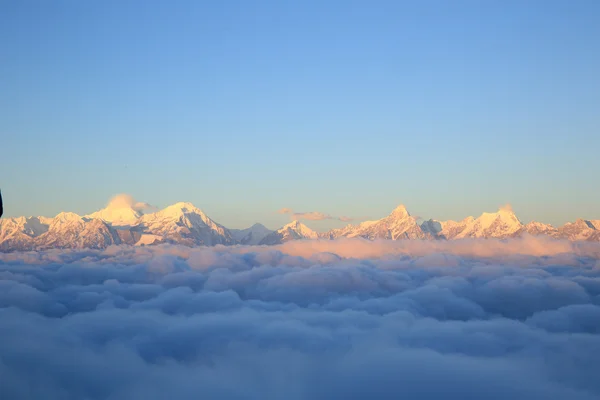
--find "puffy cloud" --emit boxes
[107,194,156,212]
[1,238,600,399]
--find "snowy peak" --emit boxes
[87,205,142,226]
[138,202,234,246]
[282,220,301,230]
[54,211,82,221]
[327,204,430,240]
[163,202,203,215]
[557,219,599,241]
[477,209,521,231]
[281,220,319,239]
[453,207,523,239]
[495,205,521,224]
[2,197,600,251]
[390,204,410,219]
[525,221,559,237]
[419,206,523,240]
[232,223,273,245]
[259,220,318,245]
[86,194,153,226]
[50,212,84,228]
[142,202,209,227]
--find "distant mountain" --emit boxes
[420,206,524,240]
[137,202,235,246]
[86,204,143,226]
[259,220,318,245]
[0,216,50,251]
[524,221,560,238]
[1,200,599,251]
[36,213,121,250]
[558,219,600,241]
[325,205,431,240]
[0,201,236,251]
[231,223,273,245]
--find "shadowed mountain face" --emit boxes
[0,200,599,251]
[231,223,273,245]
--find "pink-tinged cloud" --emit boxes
[279,208,354,222]
[107,194,156,212]
[291,211,332,221]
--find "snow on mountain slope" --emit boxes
[420,217,476,239]
[0,201,235,250]
[136,234,163,246]
[2,199,600,251]
[35,212,121,250]
[138,202,235,246]
[557,219,599,241]
[448,207,523,239]
[259,220,319,245]
[524,221,560,238]
[0,216,48,239]
[232,223,273,245]
[87,205,142,226]
[0,217,42,251]
[420,206,526,240]
[327,205,431,240]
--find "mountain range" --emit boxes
[1,201,599,251]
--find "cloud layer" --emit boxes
[1,237,600,399]
[278,208,353,222]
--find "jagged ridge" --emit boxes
[1,201,599,251]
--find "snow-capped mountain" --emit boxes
[421,206,524,240]
[326,205,431,240]
[0,201,235,251]
[137,202,235,246]
[231,223,273,245]
[524,221,560,238]
[36,213,121,250]
[259,220,319,245]
[86,204,142,226]
[1,199,599,251]
[557,219,600,241]
[0,216,50,251]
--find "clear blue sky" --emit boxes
[1,0,599,230]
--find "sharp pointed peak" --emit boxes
[284,219,302,228]
[390,204,410,218]
[250,222,268,229]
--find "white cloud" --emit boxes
[106,193,156,212]
[1,238,600,399]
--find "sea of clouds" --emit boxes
[1,235,600,399]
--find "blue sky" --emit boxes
[1,0,599,230]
